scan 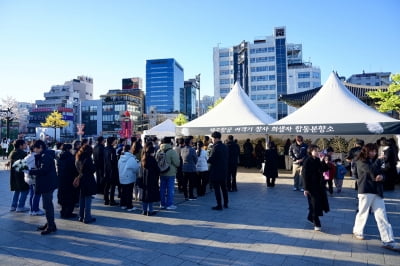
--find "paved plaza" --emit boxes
[0,158,399,265]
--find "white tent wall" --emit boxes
[176,82,276,136]
[143,119,176,140]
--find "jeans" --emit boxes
[142,202,154,212]
[29,185,41,212]
[42,191,56,228]
[11,190,29,208]
[160,176,175,207]
[293,163,303,189]
[353,193,395,243]
[79,194,93,222]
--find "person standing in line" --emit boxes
[9,139,29,212]
[302,144,330,231]
[196,140,209,196]
[159,137,180,210]
[243,139,254,168]
[29,140,58,235]
[284,139,293,171]
[139,145,160,216]
[2,137,10,159]
[103,137,119,206]
[118,144,139,211]
[174,138,185,193]
[93,136,105,194]
[226,135,240,192]
[263,141,279,187]
[25,145,44,216]
[352,143,400,251]
[254,140,265,170]
[57,143,78,219]
[208,131,229,211]
[180,137,198,201]
[378,138,397,191]
[74,144,97,224]
[334,159,347,193]
[289,135,308,191]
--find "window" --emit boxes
[298,82,310,88]
[220,70,230,75]
[312,72,320,79]
[298,72,310,79]
[219,61,229,66]
[219,52,229,57]
[220,79,230,85]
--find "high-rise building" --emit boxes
[182,79,197,120]
[145,58,184,114]
[213,27,320,120]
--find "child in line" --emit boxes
[334,159,347,193]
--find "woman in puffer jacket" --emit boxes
[118,144,139,211]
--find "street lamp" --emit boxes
[0,108,13,140]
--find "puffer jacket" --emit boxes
[118,152,139,184]
[196,149,208,172]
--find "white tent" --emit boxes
[176,82,276,136]
[143,119,176,139]
[266,72,400,135]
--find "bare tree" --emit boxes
[0,96,29,139]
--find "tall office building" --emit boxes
[145,58,184,114]
[213,27,320,120]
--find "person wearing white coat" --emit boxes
[196,141,209,196]
[118,145,139,211]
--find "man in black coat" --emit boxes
[93,136,105,194]
[30,140,58,235]
[208,131,229,210]
[103,137,119,205]
[226,135,240,192]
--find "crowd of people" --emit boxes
[5,133,400,251]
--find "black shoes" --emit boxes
[41,226,57,235]
[142,211,157,216]
[83,217,96,224]
[224,204,228,209]
[38,224,57,235]
[37,223,48,231]
[212,206,223,211]
[109,201,118,206]
[61,213,77,219]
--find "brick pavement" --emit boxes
[0,158,399,265]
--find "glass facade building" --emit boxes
[146,58,184,114]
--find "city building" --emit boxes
[28,76,93,141]
[122,77,143,90]
[213,27,321,120]
[80,99,102,138]
[145,58,184,114]
[346,71,391,86]
[182,79,197,120]
[99,89,143,138]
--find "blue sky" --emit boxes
[0,0,399,103]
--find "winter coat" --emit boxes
[181,145,198,173]
[226,141,240,167]
[159,143,180,176]
[263,148,279,179]
[93,143,105,168]
[75,156,97,196]
[196,149,209,172]
[289,142,308,165]
[9,148,29,191]
[139,156,160,203]
[30,149,58,194]
[208,141,229,182]
[57,151,78,205]
[302,156,330,216]
[354,158,384,198]
[104,145,119,184]
[118,152,139,184]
